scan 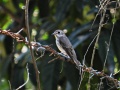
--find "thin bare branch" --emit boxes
[88,0,110,89]
[103,1,117,71]
[25,0,41,90]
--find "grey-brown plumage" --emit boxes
[52,30,81,66]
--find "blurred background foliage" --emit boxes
[0,0,120,90]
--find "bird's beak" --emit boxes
[52,32,55,35]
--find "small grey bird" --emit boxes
[52,30,81,67]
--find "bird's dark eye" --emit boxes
[58,32,60,34]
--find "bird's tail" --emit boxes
[73,58,82,75]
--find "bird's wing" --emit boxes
[59,36,72,48]
[59,36,77,61]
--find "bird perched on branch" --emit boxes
[52,30,81,68]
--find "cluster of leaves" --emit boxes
[0,0,120,90]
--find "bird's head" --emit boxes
[52,30,65,38]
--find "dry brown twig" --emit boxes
[0,29,120,88]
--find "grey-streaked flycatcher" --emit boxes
[52,30,81,67]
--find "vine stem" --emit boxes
[25,0,41,90]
